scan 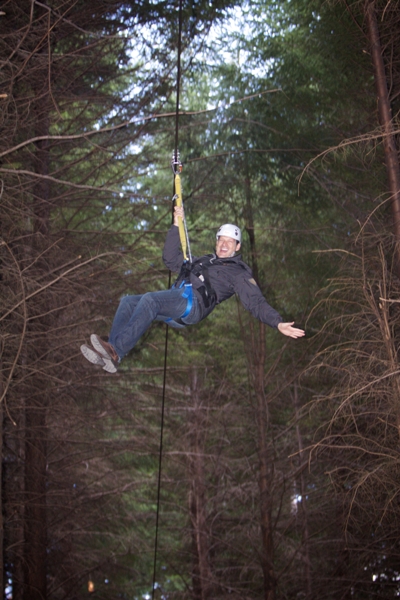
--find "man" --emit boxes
[81,206,305,373]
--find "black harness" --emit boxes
[164,255,218,329]
[174,254,218,310]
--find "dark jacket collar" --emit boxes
[213,252,243,264]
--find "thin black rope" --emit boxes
[151,1,183,597]
[174,0,183,163]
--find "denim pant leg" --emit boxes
[108,288,200,359]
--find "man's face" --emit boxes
[215,235,241,258]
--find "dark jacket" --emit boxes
[162,225,283,328]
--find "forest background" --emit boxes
[1,0,400,599]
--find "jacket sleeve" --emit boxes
[235,271,283,328]
[162,225,184,273]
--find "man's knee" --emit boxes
[142,291,157,306]
[118,295,133,310]
[141,291,168,317]
[117,294,139,317]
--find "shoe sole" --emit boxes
[102,360,118,374]
[90,334,118,373]
[80,344,105,367]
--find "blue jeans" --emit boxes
[108,286,202,359]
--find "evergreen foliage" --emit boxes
[1,0,399,598]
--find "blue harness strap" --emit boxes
[180,282,193,318]
[164,282,193,328]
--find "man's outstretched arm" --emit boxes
[234,273,305,338]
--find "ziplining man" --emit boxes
[80,206,305,373]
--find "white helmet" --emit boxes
[216,223,241,244]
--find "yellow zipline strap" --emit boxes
[172,151,191,262]
[174,172,188,261]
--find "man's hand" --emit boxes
[174,205,184,226]
[277,322,305,339]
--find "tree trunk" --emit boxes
[254,323,276,600]
[293,384,312,598]
[188,369,213,600]
[22,24,51,594]
[0,367,3,599]
[23,402,47,600]
[365,0,400,271]
[244,170,276,600]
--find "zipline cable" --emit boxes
[151,1,184,597]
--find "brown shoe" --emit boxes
[90,334,119,373]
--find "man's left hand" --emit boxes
[277,322,305,339]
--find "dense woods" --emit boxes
[1,0,400,598]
